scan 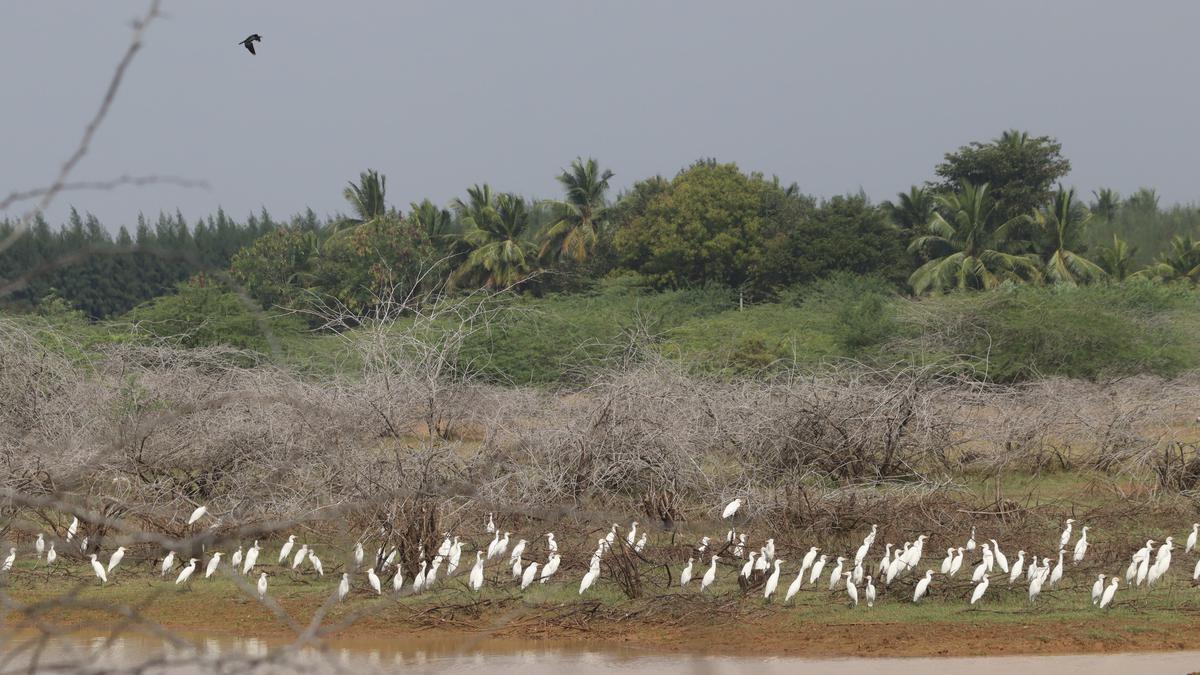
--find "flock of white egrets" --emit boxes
[4,499,1199,612]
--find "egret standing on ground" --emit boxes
[46,542,56,566]
[469,551,485,592]
[243,542,260,575]
[1100,577,1119,608]
[176,558,197,585]
[1073,526,1089,562]
[1059,519,1075,549]
[161,551,176,577]
[309,550,324,577]
[107,547,126,574]
[278,535,295,564]
[844,572,858,607]
[969,574,989,606]
[338,573,350,600]
[35,534,45,559]
[680,558,694,586]
[764,559,783,601]
[540,553,561,583]
[205,552,222,579]
[367,567,381,595]
[1188,523,1199,553]
[66,517,78,542]
[913,570,933,603]
[580,559,600,595]
[1091,574,1106,604]
[521,561,540,590]
[89,553,107,584]
[722,498,742,519]
[392,567,404,592]
[257,572,268,599]
[865,576,876,607]
[292,544,309,570]
[701,555,718,592]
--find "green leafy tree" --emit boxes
[539,157,614,264]
[612,161,773,289]
[934,130,1071,223]
[1090,188,1121,222]
[1037,186,1105,285]
[882,186,936,234]
[1096,235,1137,282]
[908,181,1040,293]
[452,187,537,289]
[342,169,388,225]
[409,198,455,252]
[1125,187,1160,214]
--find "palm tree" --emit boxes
[1134,235,1200,283]
[883,186,936,234]
[1124,187,1159,214]
[452,187,536,289]
[1096,235,1137,282]
[343,170,388,225]
[907,181,1040,294]
[1090,188,1121,222]
[1037,186,1105,285]
[539,158,614,264]
[996,129,1030,148]
[409,199,454,247]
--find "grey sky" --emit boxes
[4,1,1199,228]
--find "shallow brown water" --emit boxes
[3,633,1199,674]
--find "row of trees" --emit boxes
[5,129,1200,320]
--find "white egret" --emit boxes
[412,560,427,593]
[764,559,783,601]
[1073,526,1089,562]
[257,572,268,599]
[494,532,511,560]
[231,546,243,571]
[338,573,351,600]
[1091,574,1106,605]
[187,505,208,526]
[865,575,876,607]
[784,568,805,603]
[939,548,953,574]
[486,531,500,559]
[1059,518,1075,549]
[966,526,976,551]
[2,548,14,572]
[828,556,845,591]
[800,547,819,579]
[740,551,759,579]
[278,535,295,564]
[438,535,452,557]
[626,522,639,547]
[545,532,557,553]
[949,547,965,577]
[510,539,527,565]
[991,540,1009,573]
[175,558,197,585]
[161,551,176,577]
[1048,551,1065,588]
[905,535,928,571]
[468,552,484,592]
[980,542,994,573]
[604,525,618,548]
[809,554,828,585]
[844,572,858,607]
[969,574,989,606]
[205,552,222,579]
[1028,571,1045,603]
[1008,551,1025,585]
[722,498,742,519]
[107,547,126,574]
[292,544,309,570]
[1027,556,1040,583]
[521,561,539,590]
[1136,554,1150,586]
[35,534,45,559]
[79,536,88,553]
[448,538,463,573]
[579,560,600,594]
[854,541,870,569]
[875,543,892,578]
[754,548,769,572]
[46,542,56,566]
[1188,523,1199,554]
[864,524,878,547]
[1194,557,1200,581]
[701,555,718,592]
[540,553,561,583]
[89,553,107,583]
[1099,577,1119,609]
[852,563,864,586]
[971,561,987,583]
[764,538,776,562]
[680,558,694,586]
[634,532,647,554]
[365,567,380,594]
[242,541,260,575]
[309,551,324,577]
[425,556,443,586]
[913,570,933,603]
[512,556,523,579]
[485,512,495,534]
[734,534,747,558]
[66,517,78,542]
[392,567,404,592]
[353,542,364,569]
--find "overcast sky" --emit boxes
[4,1,1199,228]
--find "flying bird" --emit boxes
[238,34,262,55]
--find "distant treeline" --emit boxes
[3,129,1200,320]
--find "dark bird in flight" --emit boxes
[238,34,262,55]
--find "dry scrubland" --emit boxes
[5,311,1200,658]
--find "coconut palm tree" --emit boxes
[883,186,936,234]
[409,198,454,250]
[907,181,1040,294]
[1090,188,1121,222]
[1124,187,1159,214]
[1037,186,1105,285]
[539,158,614,264]
[1096,235,1137,282]
[343,170,388,225]
[1134,235,1200,283]
[452,187,536,289]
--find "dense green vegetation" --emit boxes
[4,129,1200,385]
